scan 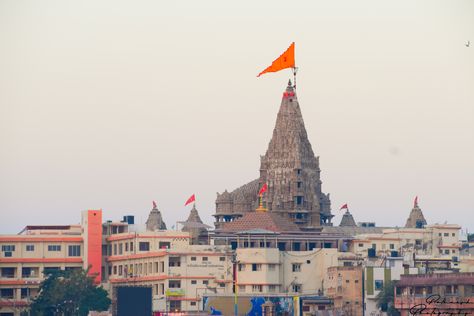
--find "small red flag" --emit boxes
[258,183,268,196]
[185,194,195,206]
[340,204,348,210]
[153,200,157,208]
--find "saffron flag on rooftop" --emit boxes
[185,194,195,206]
[340,203,348,211]
[257,42,295,77]
[258,183,268,196]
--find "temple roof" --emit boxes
[339,211,357,227]
[219,211,300,233]
[145,205,167,231]
[405,199,427,228]
[180,205,211,230]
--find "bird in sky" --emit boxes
[466,41,470,47]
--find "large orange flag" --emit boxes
[257,42,295,77]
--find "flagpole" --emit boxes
[293,67,298,90]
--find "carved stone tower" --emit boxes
[214,81,333,229]
[145,204,167,231]
[258,81,332,228]
[405,198,427,228]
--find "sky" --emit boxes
[1,0,473,235]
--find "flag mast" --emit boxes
[293,66,298,90]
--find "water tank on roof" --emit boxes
[123,215,135,225]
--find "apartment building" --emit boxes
[351,224,461,258]
[103,230,233,313]
[394,273,474,316]
[325,266,363,316]
[0,210,102,316]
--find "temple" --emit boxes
[214,81,333,229]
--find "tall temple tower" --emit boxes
[214,81,333,229]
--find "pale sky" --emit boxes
[1,0,473,234]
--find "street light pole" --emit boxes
[232,254,239,316]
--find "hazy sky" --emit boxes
[1,0,473,234]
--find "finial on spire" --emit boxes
[288,79,292,87]
[414,196,419,208]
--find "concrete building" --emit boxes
[103,229,234,313]
[0,210,102,316]
[394,273,474,316]
[350,224,461,259]
[325,266,363,316]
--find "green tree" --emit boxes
[375,280,400,316]
[30,268,110,316]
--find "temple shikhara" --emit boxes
[214,81,333,230]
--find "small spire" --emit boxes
[288,79,292,87]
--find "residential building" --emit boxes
[394,273,474,316]
[0,210,102,316]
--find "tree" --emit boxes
[30,268,110,316]
[375,280,400,316]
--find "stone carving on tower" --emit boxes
[214,81,333,229]
[145,201,167,231]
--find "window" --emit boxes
[202,257,208,261]
[48,245,61,252]
[125,242,129,252]
[268,264,276,271]
[252,285,263,292]
[26,245,34,252]
[292,284,301,293]
[268,285,277,292]
[355,280,359,283]
[139,242,150,251]
[452,233,455,237]
[130,242,134,252]
[113,244,117,255]
[169,280,181,288]
[191,280,197,285]
[238,264,245,271]
[21,288,29,299]
[113,266,117,275]
[2,245,15,252]
[68,245,81,257]
[159,241,171,249]
[219,283,225,287]
[297,182,302,188]
[169,300,181,311]
[118,265,123,276]
[119,243,123,255]
[389,244,395,250]
[375,280,384,290]
[292,263,301,272]
[444,249,450,255]
[358,243,364,247]
[439,233,442,237]
[452,249,456,254]
[219,257,225,261]
[0,288,14,299]
[444,233,449,237]
[191,257,197,261]
[190,301,196,306]
[238,285,245,292]
[4,251,12,257]
[202,280,209,285]
[295,196,303,205]
[252,264,262,271]
[346,280,350,283]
